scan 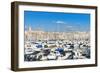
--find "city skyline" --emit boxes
[24,11,90,32]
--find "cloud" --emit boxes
[55,21,65,24]
[54,21,86,32]
[65,25,73,28]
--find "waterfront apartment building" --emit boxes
[25,27,90,41]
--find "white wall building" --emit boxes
[25,27,90,41]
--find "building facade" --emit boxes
[25,27,90,41]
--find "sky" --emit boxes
[24,11,90,32]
